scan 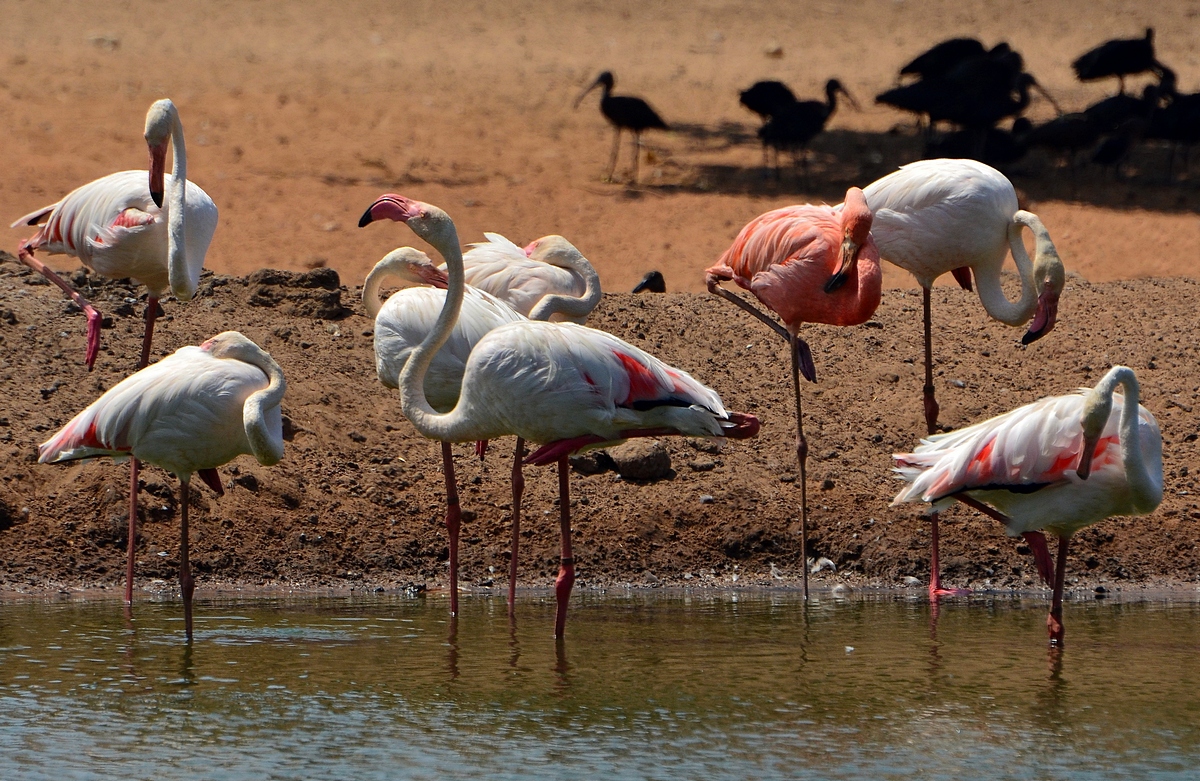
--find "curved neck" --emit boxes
[1095,367,1162,512]
[362,252,430,319]
[397,218,483,442]
[973,212,1044,326]
[239,347,287,466]
[166,111,192,301]
[528,253,602,322]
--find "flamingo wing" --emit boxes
[39,345,269,477]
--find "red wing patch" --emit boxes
[111,209,156,229]
[615,352,666,406]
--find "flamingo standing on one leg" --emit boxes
[360,215,606,619]
[12,98,219,608]
[705,187,881,599]
[858,158,1066,598]
[38,332,286,642]
[364,194,758,638]
[892,366,1162,645]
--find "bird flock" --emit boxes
[15,34,1170,648]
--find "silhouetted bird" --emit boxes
[739,81,798,122]
[758,78,856,177]
[1084,84,1163,133]
[632,271,666,293]
[575,71,669,184]
[1092,117,1148,177]
[925,118,1031,166]
[1072,28,1159,94]
[1022,113,1102,171]
[899,38,987,80]
[1147,84,1200,177]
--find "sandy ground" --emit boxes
[0,1,1198,598]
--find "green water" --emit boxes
[0,591,1197,780]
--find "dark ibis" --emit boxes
[575,71,669,184]
[1022,113,1102,173]
[757,78,857,177]
[925,118,1031,166]
[1072,28,1160,94]
[739,80,798,122]
[1083,83,1163,133]
[899,37,987,80]
[632,271,665,293]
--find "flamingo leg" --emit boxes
[950,492,1055,584]
[17,243,104,370]
[1048,534,1069,645]
[606,127,621,182]
[179,479,195,643]
[789,334,810,600]
[441,441,461,617]
[509,437,525,618]
[125,459,140,605]
[139,297,162,370]
[922,287,940,433]
[554,455,575,639]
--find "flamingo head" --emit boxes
[1076,383,1115,480]
[144,99,177,209]
[379,247,449,289]
[526,235,578,262]
[200,330,258,356]
[825,186,874,293]
[359,194,456,249]
[1021,243,1066,344]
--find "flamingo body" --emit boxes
[14,171,218,299]
[711,200,882,331]
[458,233,597,323]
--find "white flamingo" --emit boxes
[458,232,602,323]
[38,332,286,642]
[12,98,218,370]
[362,194,758,637]
[892,366,1162,645]
[858,158,1066,597]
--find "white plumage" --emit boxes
[457,232,601,323]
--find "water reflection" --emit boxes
[0,592,1196,779]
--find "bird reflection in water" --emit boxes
[553,637,571,695]
[446,616,460,682]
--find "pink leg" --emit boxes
[509,438,524,618]
[928,511,970,599]
[179,479,195,643]
[554,456,575,639]
[1048,535,1069,646]
[139,297,161,369]
[951,492,1055,585]
[126,459,140,605]
[17,244,103,370]
[441,441,461,617]
[922,287,940,434]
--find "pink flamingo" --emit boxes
[705,187,881,598]
[38,332,286,642]
[363,194,758,638]
[360,216,604,618]
[12,98,218,371]
[13,99,218,609]
[859,158,1066,597]
[892,366,1162,645]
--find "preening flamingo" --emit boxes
[458,232,602,323]
[13,98,218,609]
[574,71,669,184]
[12,98,218,371]
[38,332,286,642]
[859,158,1066,598]
[892,366,1162,645]
[367,194,758,637]
[705,187,881,598]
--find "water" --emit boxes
[0,591,1197,780]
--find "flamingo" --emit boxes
[11,98,218,371]
[13,98,218,609]
[892,366,1163,645]
[38,332,286,642]
[574,71,669,184]
[858,158,1066,598]
[705,187,881,598]
[362,193,758,638]
[457,232,602,323]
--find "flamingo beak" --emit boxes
[1076,434,1098,480]
[422,265,450,289]
[148,140,168,208]
[720,411,761,439]
[1021,285,1059,344]
[825,236,859,293]
[358,194,422,227]
[522,240,537,257]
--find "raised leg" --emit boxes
[508,437,525,618]
[554,455,575,639]
[17,244,103,370]
[1048,534,1069,645]
[179,479,195,643]
[139,297,162,369]
[606,127,621,182]
[125,459,140,605]
[441,441,461,617]
[789,334,810,600]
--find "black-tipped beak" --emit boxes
[147,141,167,209]
[824,237,858,293]
[358,207,375,228]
